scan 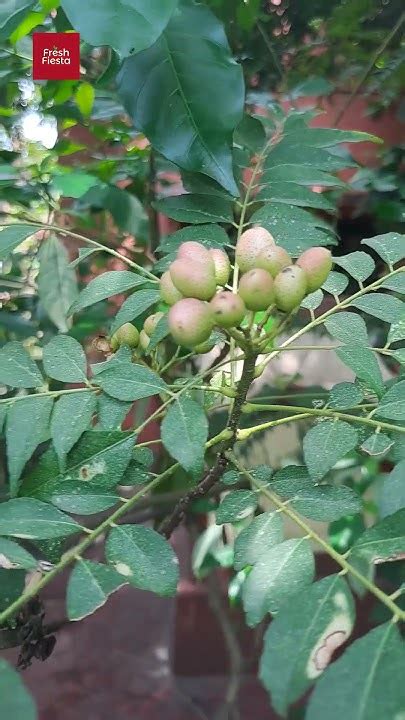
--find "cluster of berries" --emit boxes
[110,227,332,352]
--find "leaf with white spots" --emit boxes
[324,312,368,346]
[234,511,283,571]
[161,396,208,477]
[95,361,167,401]
[350,294,404,324]
[333,252,375,283]
[67,560,127,621]
[242,538,314,626]
[351,509,405,565]
[292,485,361,521]
[106,525,179,596]
[362,232,405,266]
[0,498,81,539]
[377,461,405,518]
[216,490,258,525]
[304,421,358,481]
[361,433,393,458]
[69,271,147,315]
[260,574,355,716]
[322,271,348,296]
[306,623,405,720]
[336,345,384,396]
[376,380,405,421]
[0,342,43,388]
[6,396,53,496]
[97,393,132,430]
[43,335,87,383]
[110,288,160,334]
[0,538,36,570]
[51,392,97,466]
[329,382,363,409]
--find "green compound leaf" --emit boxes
[106,524,179,596]
[0,498,81,539]
[69,271,146,315]
[43,335,87,383]
[0,658,37,720]
[161,396,208,477]
[61,0,178,58]
[6,396,53,496]
[0,342,43,388]
[51,392,97,466]
[260,574,355,716]
[324,312,368,346]
[234,511,283,571]
[242,538,314,626]
[67,559,127,621]
[306,623,405,720]
[118,1,244,195]
[304,420,358,481]
[216,490,258,525]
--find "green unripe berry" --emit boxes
[110,323,139,351]
[235,226,275,272]
[168,298,214,348]
[139,329,150,351]
[160,271,183,305]
[144,312,164,337]
[209,248,231,286]
[177,241,214,269]
[296,247,333,292]
[238,268,275,311]
[210,291,246,328]
[170,258,216,301]
[274,265,307,312]
[256,245,291,277]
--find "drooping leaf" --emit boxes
[0,658,37,720]
[0,223,39,259]
[117,1,244,195]
[350,294,404,323]
[38,235,78,333]
[376,380,405,421]
[333,252,375,283]
[51,392,97,466]
[192,524,223,579]
[0,538,36,570]
[95,361,167,401]
[61,0,178,58]
[161,396,208,477]
[216,490,258,525]
[304,421,358,481]
[43,335,87,383]
[329,382,364,409]
[242,538,314,626]
[0,342,43,388]
[110,289,160,334]
[106,524,179,596]
[351,509,405,564]
[0,498,81,539]
[306,623,405,720]
[6,396,53,496]
[362,232,405,267]
[324,312,368,346]
[292,486,361,522]
[234,511,283,571]
[336,345,384,396]
[361,433,393,458]
[69,271,147,315]
[67,559,127,621]
[377,461,405,518]
[154,195,234,224]
[260,575,355,716]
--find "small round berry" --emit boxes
[209,248,231,286]
[144,312,164,337]
[170,258,216,301]
[274,265,307,312]
[110,323,139,351]
[160,271,183,305]
[238,268,275,311]
[256,245,291,277]
[210,291,246,328]
[296,247,333,292]
[235,226,275,272]
[177,241,214,269]
[168,298,214,348]
[139,329,150,351]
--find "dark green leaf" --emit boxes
[270,465,315,496]
[260,575,355,716]
[6,396,53,496]
[336,345,384,396]
[216,490,257,525]
[292,486,361,521]
[106,524,179,596]
[38,236,78,333]
[0,224,39,259]
[52,172,99,198]
[234,511,283,571]
[97,394,132,430]
[51,392,97,466]
[147,314,170,351]
[324,312,368,345]
[161,396,208,477]
[0,342,43,388]
[351,509,405,563]
[262,165,346,188]
[304,421,358,481]
[361,433,393,457]
[333,252,375,283]
[117,1,244,194]
[110,289,160,334]
[322,271,349,296]
[284,128,381,147]
[61,0,178,57]
[0,658,37,720]
[0,498,81,539]
[306,623,405,720]
[69,271,146,315]
[43,335,87,383]
[378,461,405,517]
[95,362,167,401]
[362,232,405,267]
[256,183,335,211]
[158,224,229,254]
[351,294,404,323]
[329,382,364,409]
[67,560,126,621]
[377,380,405,421]
[0,538,36,570]
[154,194,234,224]
[242,538,314,625]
